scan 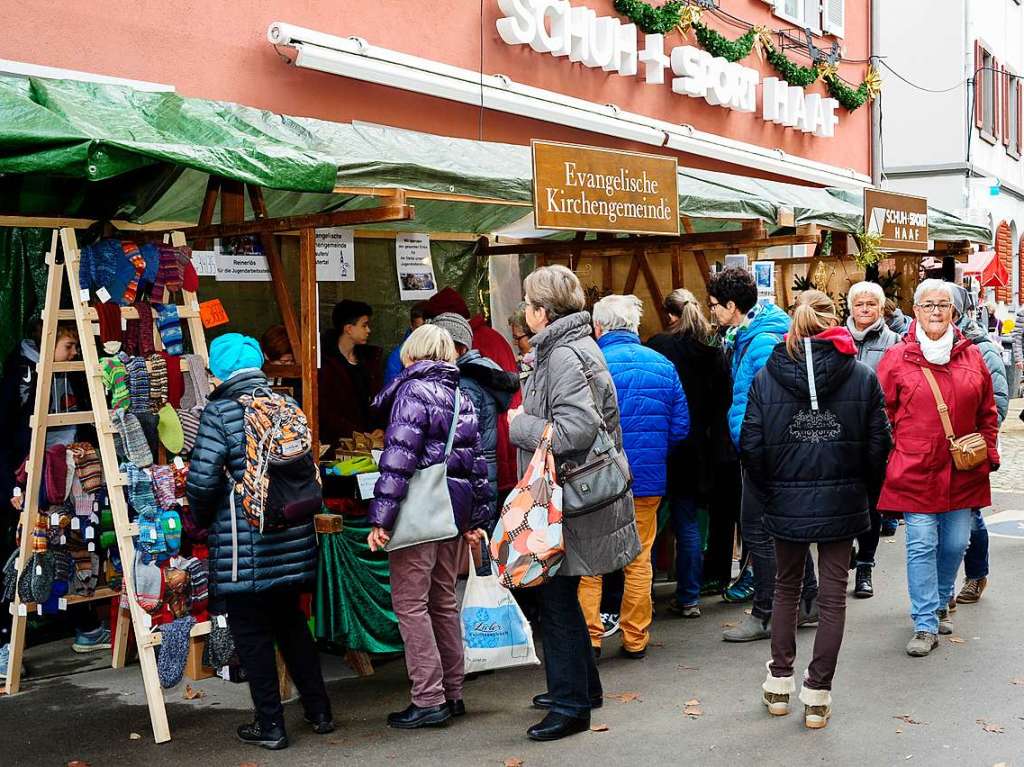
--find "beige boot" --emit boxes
[799,685,832,729]
[762,661,795,716]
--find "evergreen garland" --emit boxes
[691,22,757,63]
[763,45,819,87]
[613,0,684,34]
[823,74,871,110]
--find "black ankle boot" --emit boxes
[387,702,452,729]
[527,712,590,741]
[303,711,335,734]
[854,564,874,598]
[237,720,289,750]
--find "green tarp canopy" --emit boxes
[0,75,992,243]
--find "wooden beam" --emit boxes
[299,229,320,451]
[670,245,682,290]
[194,176,221,250]
[637,251,668,329]
[178,204,414,240]
[693,250,712,292]
[333,185,531,208]
[624,252,642,294]
[248,186,301,358]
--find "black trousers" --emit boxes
[226,588,332,729]
[539,575,602,718]
[854,508,882,567]
[704,461,742,586]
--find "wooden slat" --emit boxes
[332,185,531,207]
[194,177,222,251]
[178,204,414,240]
[52,357,196,374]
[637,251,669,330]
[39,411,96,427]
[299,229,320,450]
[623,253,642,294]
[17,587,120,613]
[249,186,301,358]
[693,250,712,292]
[146,620,212,648]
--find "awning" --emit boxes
[963,250,1010,288]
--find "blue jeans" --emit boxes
[538,575,601,718]
[671,496,703,607]
[962,509,990,581]
[904,509,972,634]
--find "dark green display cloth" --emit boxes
[315,516,402,654]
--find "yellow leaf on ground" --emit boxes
[684,703,704,718]
[128,733,141,740]
[608,691,642,703]
[504,759,524,767]
[948,636,967,644]
[977,719,1005,734]
[590,723,610,732]
[183,684,205,700]
[893,715,926,725]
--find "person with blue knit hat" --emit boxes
[188,331,331,750]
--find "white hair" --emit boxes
[848,281,885,305]
[401,324,456,366]
[593,294,643,333]
[914,278,955,305]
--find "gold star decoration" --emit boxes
[864,65,882,99]
[676,5,703,33]
[752,25,773,61]
[816,61,839,81]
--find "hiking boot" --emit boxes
[723,613,770,642]
[937,609,953,636]
[761,662,794,716]
[600,612,620,638]
[905,631,939,657]
[303,712,335,734]
[237,721,289,750]
[723,568,754,603]
[72,626,112,654]
[853,565,874,599]
[799,686,832,729]
[798,598,819,627]
[956,577,987,605]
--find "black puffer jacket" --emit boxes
[739,327,892,543]
[186,370,317,596]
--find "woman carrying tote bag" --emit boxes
[367,324,492,730]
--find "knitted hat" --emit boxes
[30,550,56,603]
[113,410,153,467]
[178,407,202,455]
[157,405,184,455]
[209,333,263,381]
[180,355,210,409]
[147,353,169,411]
[139,243,161,294]
[421,286,470,319]
[71,442,104,495]
[17,555,35,602]
[100,356,130,411]
[159,351,185,408]
[203,618,236,669]
[430,312,473,351]
[154,304,184,357]
[134,550,164,614]
[94,301,123,355]
[157,615,196,688]
[160,509,182,555]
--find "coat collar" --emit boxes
[530,311,593,360]
[900,321,973,367]
[372,359,458,410]
[209,369,269,400]
[596,329,640,349]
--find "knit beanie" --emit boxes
[159,350,185,408]
[209,333,263,381]
[430,312,473,351]
[17,555,36,602]
[124,303,156,357]
[134,550,164,613]
[154,304,184,356]
[147,353,169,411]
[30,550,56,603]
[113,410,153,467]
[94,301,123,355]
[157,615,196,688]
[156,405,185,455]
[180,355,210,409]
[100,356,130,411]
[421,286,470,319]
[71,442,104,495]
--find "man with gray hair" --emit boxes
[577,295,690,659]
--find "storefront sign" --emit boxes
[497,0,839,137]
[532,140,679,235]
[864,189,928,252]
[315,227,355,282]
[395,233,438,300]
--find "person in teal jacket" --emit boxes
[708,268,817,643]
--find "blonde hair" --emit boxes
[786,290,838,359]
[593,294,643,333]
[664,288,712,341]
[523,265,586,322]
[401,324,457,366]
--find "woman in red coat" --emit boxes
[876,280,999,658]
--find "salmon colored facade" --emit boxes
[0,0,872,183]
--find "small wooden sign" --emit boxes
[199,299,229,329]
[863,188,929,252]
[532,140,679,235]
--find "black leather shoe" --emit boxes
[303,712,335,734]
[237,721,289,750]
[447,699,466,717]
[527,712,590,741]
[619,646,646,660]
[854,564,874,599]
[532,692,603,710]
[387,703,452,729]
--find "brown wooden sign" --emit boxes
[532,140,679,235]
[863,188,928,252]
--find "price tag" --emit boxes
[173,456,186,470]
[356,472,381,501]
[216,615,227,628]
[79,288,90,303]
[85,527,95,540]
[35,564,42,576]
[71,517,81,530]
[199,299,229,329]
[36,605,43,616]
[142,613,152,628]
[96,287,111,303]
[167,518,177,530]
[87,542,95,552]
[93,500,99,512]
[59,535,66,545]
[17,604,27,617]
[50,512,60,526]
[58,598,67,611]
[149,528,158,541]
[121,316,128,331]
[12,487,21,498]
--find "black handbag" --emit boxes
[548,345,632,517]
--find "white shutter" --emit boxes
[804,0,822,33]
[774,0,803,25]
[822,0,844,37]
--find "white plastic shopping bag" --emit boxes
[461,539,540,674]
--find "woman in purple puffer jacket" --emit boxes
[367,324,492,730]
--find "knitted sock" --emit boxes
[120,242,146,305]
[150,465,177,509]
[32,514,49,552]
[157,615,196,688]
[71,442,105,494]
[203,619,236,668]
[100,357,130,411]
[43,444,69,504]
[160,510,182,554]
[94,302,123,354]
[113,410,153,467]
[183,261,199,293]
[170,461,189,499]
[154,304,183,356]
[147,353,169,411]
[159,350,185,408]
[172,247,190,292]
[124,463,157,514]
[134,551,164,613]
[125,355,151,415]
[71,551,99,597]
[179,355,209,409]
[124,303,155,356]
[102,241,138,307]
[163,566,190,618]
[64,447,77,500]
[185,557,208,612]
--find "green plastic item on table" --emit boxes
[329,456,378,476]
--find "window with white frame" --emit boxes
[1009,74,1022,158]
[772,0,844,37]
[977,44,997,140]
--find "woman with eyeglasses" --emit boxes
[876,279,1000,658]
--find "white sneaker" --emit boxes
[600,613,620,638]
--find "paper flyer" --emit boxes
[395,233,438,301]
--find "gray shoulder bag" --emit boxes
[385,387,463,551]
[549,345,633,517]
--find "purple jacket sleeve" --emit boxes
[367,386,429,530]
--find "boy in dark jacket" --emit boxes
[187,333,331,750]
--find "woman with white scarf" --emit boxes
[844,282,901,599]
[876,280,1000,658]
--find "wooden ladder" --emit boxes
[4,228,211,744]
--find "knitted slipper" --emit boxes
[147,353,169,411]
[160,509,182,555]
[157,615,196,688]
[157,405,184,455]
[100,356,130,411]
[124,303,155,356]
[154,304,184,356]
[113,410,153,467]
[134,550,164,613]
[71,442,105,494]
[180,355,210,409]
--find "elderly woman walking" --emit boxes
[508,265,641,742]
[876,279,1000,658]
[845,281,901,598]
[367,324,491,729]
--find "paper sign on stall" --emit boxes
[216,253,272,282]
[192,251,218,277]
[200,299,230,328]
[357,472,381,501]
[315,228,355,282]
[395,234,438,301]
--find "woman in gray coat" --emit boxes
[845,281,900,599]
[508,266,640,742]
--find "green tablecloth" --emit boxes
[314,516,402,654]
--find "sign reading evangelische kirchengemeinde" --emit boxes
[532,140,680,235]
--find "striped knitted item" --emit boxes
[147,353,169,411]
[134,551,164,613]
[125,355,151,415]
[185,557,208,611]
[71,442,104,493]
[113,410,153,467]
[151,465,177,509]
[171,460,189,499]
[100,357,130,411]
[125,463,157,514]
[154,304,183,356]
[179,355,209,409]
[177,407,201,455]
[32,513,48,552]
[160,350,185,408]
[71,550,99,597]
[123,303,156,356]
[120,242,146,305]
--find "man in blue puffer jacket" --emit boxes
[708,268,818,643]
[577,295,689,659]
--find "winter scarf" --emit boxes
[916,322,955,365]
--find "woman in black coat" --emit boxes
[740,291,890,730]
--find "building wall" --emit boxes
[0,0,872,179]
